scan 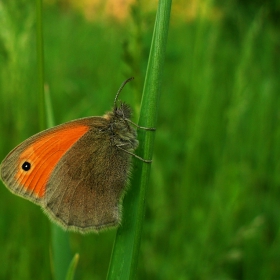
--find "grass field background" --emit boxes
[1,0,280,279]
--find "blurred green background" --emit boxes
[1,0,280,279]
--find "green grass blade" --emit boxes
[38,3,74,278]
[44,85,73,280]
[51,225,73,280]
[65,254,80,280]
[107,0,172,279]
[44,85,55,127]
[36,0,45,130]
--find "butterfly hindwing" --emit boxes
[44,125,132,232]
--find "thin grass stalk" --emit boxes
[44,88,73,280]
[36,0,45,130]
[36,2,73,278]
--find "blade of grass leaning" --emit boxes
[44,88,73,280]
[37,2,73,277]
[107,0,172,279]
[65,253,80,280]
[36,0,45,130]
[51,224,73,280]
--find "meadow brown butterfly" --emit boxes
[0,77,154,234]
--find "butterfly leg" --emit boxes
[125,118,156,131]
[116,144,152,163]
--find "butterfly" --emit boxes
[0,77,155,233]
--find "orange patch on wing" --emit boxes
[16,125,89,198]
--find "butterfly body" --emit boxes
[1,102,139,233]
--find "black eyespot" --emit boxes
[22,161,31,171]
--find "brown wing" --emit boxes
[43,123,132,233]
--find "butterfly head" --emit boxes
[113,102,132,119]
[103,77,138,150]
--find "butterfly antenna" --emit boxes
[114,77,134,108]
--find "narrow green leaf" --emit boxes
[51,224,73,280]
[44,86,73,280]
[38,3,74,278]
[107,0,172,279]
[66,254,80,280]
[44,85,55,127]
[36,0,45,130]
